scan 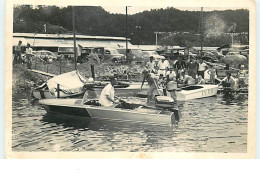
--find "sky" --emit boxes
[102,6,246,15]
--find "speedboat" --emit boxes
[175,85,218,101]
[39,96,181,126]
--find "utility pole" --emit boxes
[155,32,158,46]
[200,7,203,56]
[125,6,128,63]
[72,6,77,70]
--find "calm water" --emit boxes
[12,90,248,152]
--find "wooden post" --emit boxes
[91,64,95,80]
[57,84,60,98]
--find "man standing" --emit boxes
[198,59,207,78]
[14,40,22,65]
[25,43,33,69]
[99,77,118,107]
[141,70,157,104]
[146,56,156,73]
[187,58,198,79]
[157,57,170,77]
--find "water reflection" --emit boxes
[12,89,248,152]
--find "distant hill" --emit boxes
[13,5,249,46]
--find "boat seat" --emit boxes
[83,100,101,106]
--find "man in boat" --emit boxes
[99,76,119,107]
[178,72,195,85]
[219,72,236,90]
[141,70,158,104]
[146,56,156,73]
[197,75,206,84]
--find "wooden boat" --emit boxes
[32,81,148,99]
[175,85,218,101]
[39,97,181,126]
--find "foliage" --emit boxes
[13,5,249,46]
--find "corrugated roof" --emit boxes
[13,33,130,41]
[13,37,133,48]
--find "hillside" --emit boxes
[13,5,249,46]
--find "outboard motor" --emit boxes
[155,96,175,108]
[155,96,181,124]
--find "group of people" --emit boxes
[145,55,216,86]
[13,41,33,69]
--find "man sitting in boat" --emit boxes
[197,75,206,84]
[99,77,119,107]
[219,72,236,90]
[178,72,195,85]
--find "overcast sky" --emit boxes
[102,6,245,15]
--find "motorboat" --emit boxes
[175,85,218,101]
[39,96,181,126]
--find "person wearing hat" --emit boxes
[157,56,170,77]
[219,72,236,90]
[141,70,157,104]
[99,77,119,107]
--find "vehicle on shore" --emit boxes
[210,50,224,60]
[142,51,165,63]
[33,50,58,63]
[224,52,247,60]
[117,48,144,63]
[94,47,126,63]
[200,51,218,62]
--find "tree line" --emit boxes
[13,5,249,46]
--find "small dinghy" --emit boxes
[176,85,218,101]
[39,96,181,126]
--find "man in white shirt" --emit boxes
[26,43,33,69]
[157,57,170,77]
[146,56,156,73]
[220,72,236,90]
[198,59,208,78]
[99,77,118,107]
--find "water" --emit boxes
[12,90,248,152]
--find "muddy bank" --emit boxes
[12,65,47,94]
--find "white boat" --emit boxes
[176,85,218,101]
[39,97,181,126]
[31,70,95,99]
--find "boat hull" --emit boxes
[39,99,179,126]
[176,85,218,101]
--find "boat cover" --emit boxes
[47,70,87,95]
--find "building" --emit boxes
[13,33,132,53]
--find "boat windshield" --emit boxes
[181,86,203,90]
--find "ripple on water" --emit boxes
[12,91,248,152]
